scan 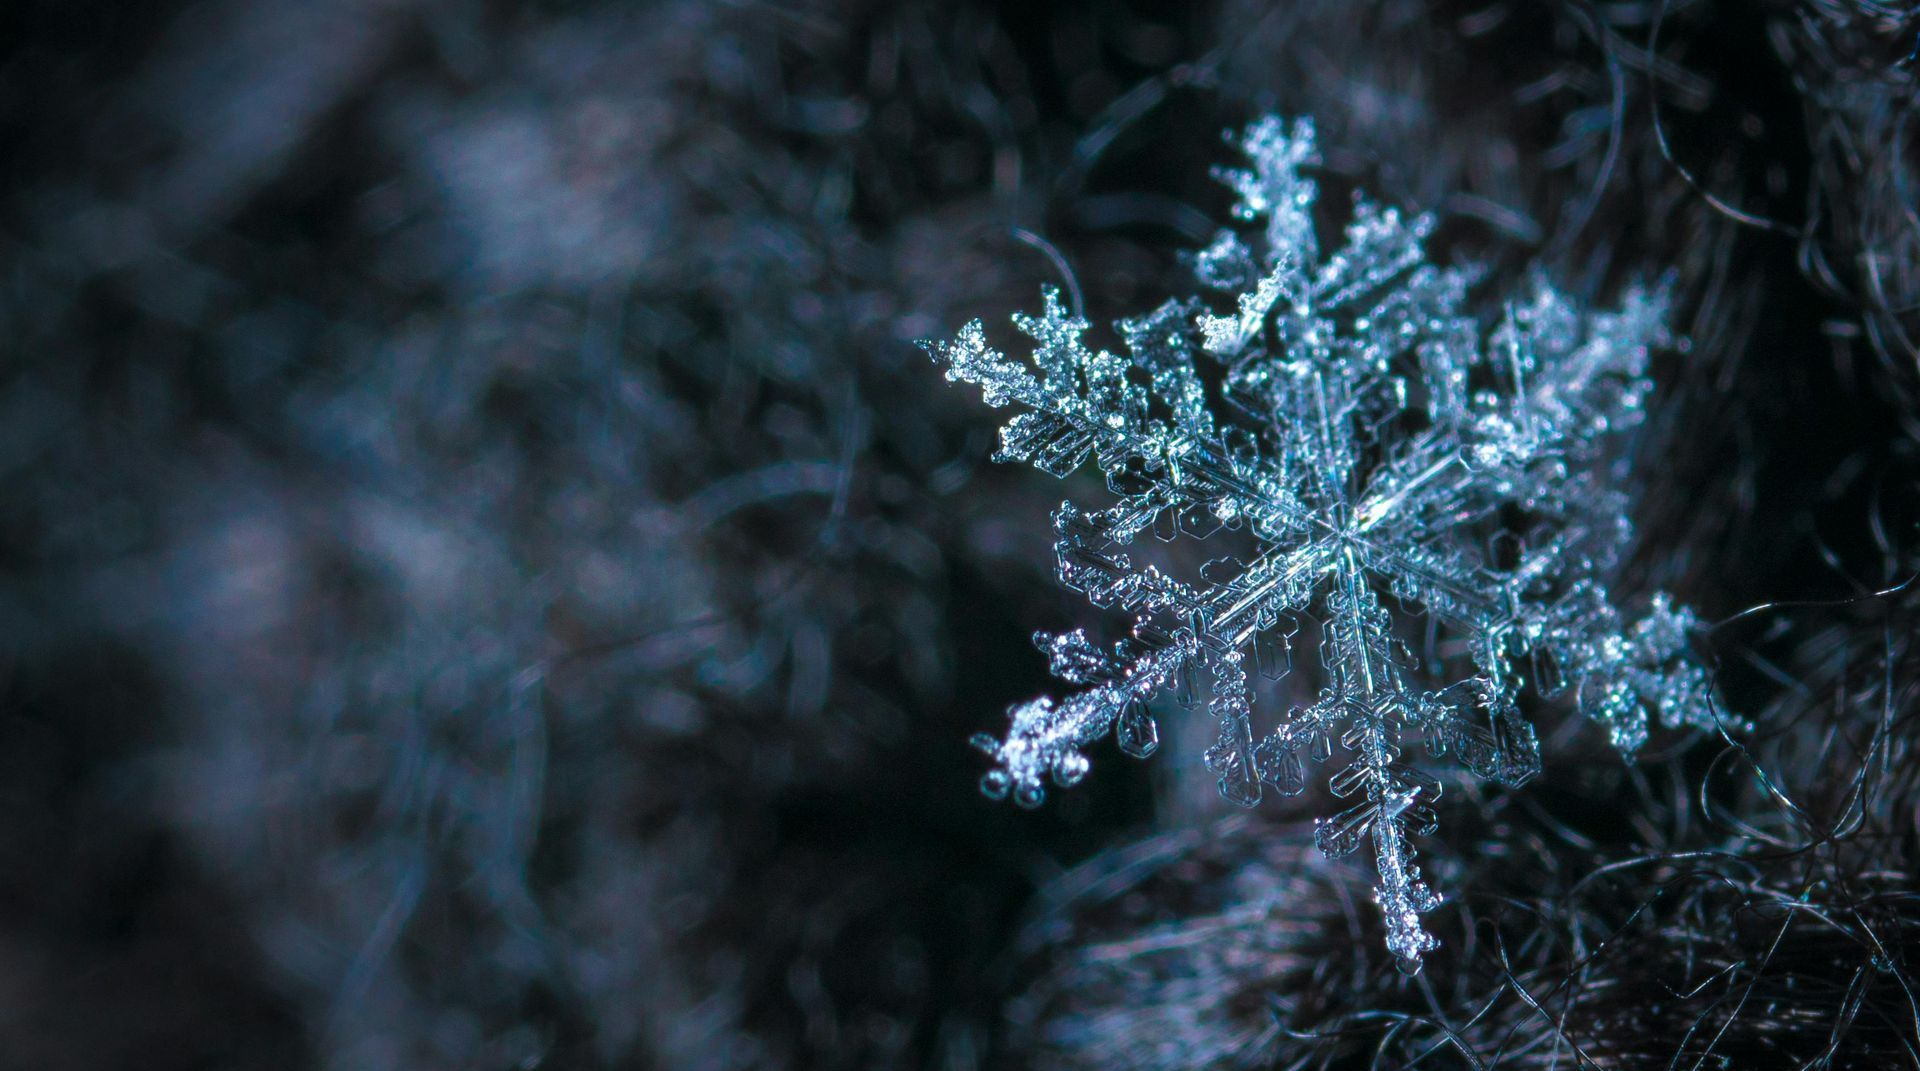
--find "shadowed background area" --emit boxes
[1,1,1917,1068]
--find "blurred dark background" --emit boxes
[1,1,1916,1068]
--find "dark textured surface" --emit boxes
[1,1,1916,1067]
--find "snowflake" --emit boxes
[922,116,1733,969]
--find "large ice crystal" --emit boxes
[922,116,1730,969]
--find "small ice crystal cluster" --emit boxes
[922,116,1731,969]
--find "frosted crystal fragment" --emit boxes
[1115,699,1159,759]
